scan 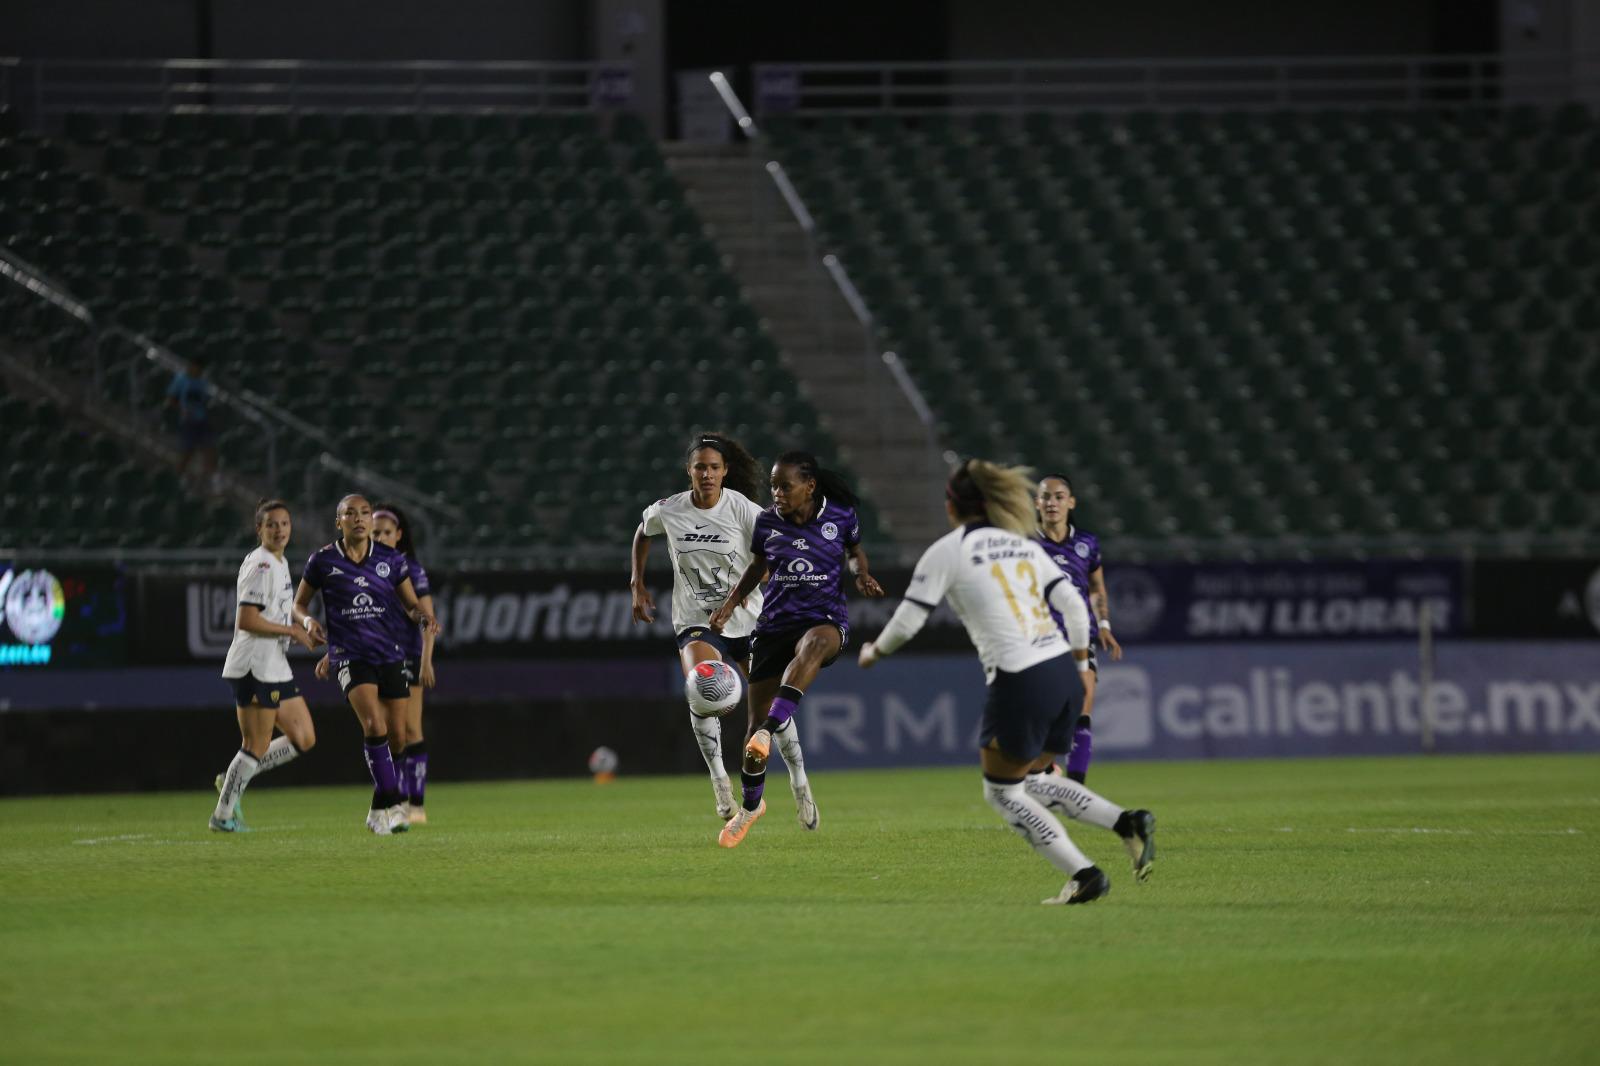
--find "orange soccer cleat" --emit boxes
[717,800,766,848]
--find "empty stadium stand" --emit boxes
[2,112,876,552]
[768,106,1600,548]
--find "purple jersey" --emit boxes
[302,539,412,667]
[1035,526,1101,641]
[388,557,430,659]
[750,497,860,636]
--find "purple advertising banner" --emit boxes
[1102,560,1464,644]
[784,641,1600,769]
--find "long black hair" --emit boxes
[686,432,762,501]
[373,501,420,560]
[776,449,859,509]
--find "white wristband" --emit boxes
[1098,619,1111,630]
[1076,657,1091,673]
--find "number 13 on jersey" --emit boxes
[989,561,1057,641]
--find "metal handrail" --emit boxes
[0,247,457,535]
[708,70,950,470]
[752,51,1600,114]
[5,56,634,118]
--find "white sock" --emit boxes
[213,749,259,821]
[773,719,808,786]
[983,777,1093,877]
[1024,772,1123,830]
[689,712,729,781]
[255,736,300,775]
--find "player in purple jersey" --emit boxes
[1035,473,1122,783]
[373,503,435,824]
[295,493,439,836]
[709,450,884,848]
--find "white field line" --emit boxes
[73,825,304,845]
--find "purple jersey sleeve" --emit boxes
[302,548,327,589]
[843,507,861,549]
[752,509,775,556]
[409,560,431,598]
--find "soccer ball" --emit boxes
[685,660,744,718]
[587,746,619,775]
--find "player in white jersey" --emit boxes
[210,499,325,832]
[858,461,1156,904]
[630,433,766,819]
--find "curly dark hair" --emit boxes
[686,432,762,500]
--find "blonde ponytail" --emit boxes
[947,459,1038,538]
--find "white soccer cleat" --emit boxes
[365,810,393,836]
[712,776,737,821]
[386,804,410,834]
[791,777,819,831]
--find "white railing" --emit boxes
[752,52,1600,115]
[2,57,633,118]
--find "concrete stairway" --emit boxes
[663,142,949,555]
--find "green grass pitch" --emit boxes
[2,754,1597,1065]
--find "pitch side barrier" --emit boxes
[4,556,1598,670]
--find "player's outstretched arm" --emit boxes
[629,523,656,623]
[848,543,884,597]
[710,558,766,632]
[397,576,441,636]
[292,580,326,645]
[238,602,318,651]
[1089,566,1122,659]
[860,600,932,668]
[418,593,437,688]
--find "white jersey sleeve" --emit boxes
[904,532,958,609]
[871,533,959,656]
[238,553,273,607]
[221,548,295,682]
[641,498,667,537]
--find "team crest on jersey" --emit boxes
[1075,542,1091,558]
[821,522,838,541]
[376,562,391,578]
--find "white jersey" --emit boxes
[900,524,1090,680]
[641,488,765,638]
[221,546,295,682]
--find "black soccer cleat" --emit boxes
[1115,809,1156,883]
[1043,864,1110,905]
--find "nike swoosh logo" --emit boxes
[694,524,709,530]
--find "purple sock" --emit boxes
[1065,721,1093,779]
[409,745,428,807]
[740,770,765,812]
[363,736,400,809]
[764,685,804,731]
